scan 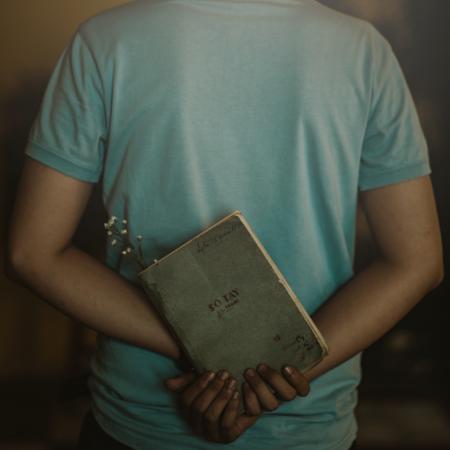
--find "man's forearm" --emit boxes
[306,256,443,382]
[12,244,182,360]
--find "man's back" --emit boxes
[24,0,430,448]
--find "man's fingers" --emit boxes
[243,381,263,416]
[179,371,216,406]
[243,364,310,411]
[244,369,279,411]
[203,377,237,441]
[256,363,297,401]
[221,390,240,432]
[164,371,197,392]
[282,366,310,396]
[224,413,259,443]
[189,371,230,436]
[168,370,264,444]
[168,370,262,444]
[220,396,259,444]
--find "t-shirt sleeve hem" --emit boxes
[358,161,431,191]
[24,140,102,183]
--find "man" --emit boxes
[8,0,443,448]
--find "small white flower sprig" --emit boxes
[104,215,147,270]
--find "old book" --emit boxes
[138,211,328,409]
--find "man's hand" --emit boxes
[165,364,310,442]
[243,364,310,414]
[165,370,260,443]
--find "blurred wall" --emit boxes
[0,1,129,443]
[0,0,127,102]
[0,0,128,378]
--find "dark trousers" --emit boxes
[76,408,358,450]
[76,409,132,450]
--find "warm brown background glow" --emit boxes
[1,0,130,368]
[1,1,448,448]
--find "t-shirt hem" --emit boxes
[90,399,358,450]
[329,419,357,450]
[358,161,431,191]
[24,140,102,183]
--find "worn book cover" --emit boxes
[138,211,328,410]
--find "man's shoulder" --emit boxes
[76,0,165,49]
[309,1,378,46]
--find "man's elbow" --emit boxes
[6,245,28,282]
[430,258,445,290]
[417,251,445,292]
[387,250,444,293]
[6,240,39,283]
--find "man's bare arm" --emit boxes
[305,175,444,382]
[7,157,182,360]
[165,175,444,416]
[235,175,443,411]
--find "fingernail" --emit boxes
[284,366,294,375]
[219,370,230,381]
[226,378,237,391]
[232,391,239,400]
[257,363,267,373]
[200,372,215,387]
[245,368,256,377]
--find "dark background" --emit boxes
[1,0,449,448]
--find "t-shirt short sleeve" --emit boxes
[358,26,431,191]
[24,27,107,183]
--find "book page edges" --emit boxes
[137,210,242,278]
[236,213,329,359]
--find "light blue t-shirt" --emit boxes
[25,0,431,448]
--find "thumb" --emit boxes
[164,371,197,392]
